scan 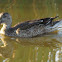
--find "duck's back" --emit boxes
[14,18,54,37]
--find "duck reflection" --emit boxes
[0,34,62,62]
[0,35,18,62]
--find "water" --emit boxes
[0,0,62,62]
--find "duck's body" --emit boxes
[0,13,61,37]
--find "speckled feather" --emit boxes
[0,12,59,37]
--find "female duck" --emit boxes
[0,12,61,37]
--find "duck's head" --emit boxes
[0,12,12,25]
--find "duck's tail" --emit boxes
[50,16,59,22]
[50,16,59,26]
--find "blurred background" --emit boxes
[0,0,62,25]
[0,0,62,62]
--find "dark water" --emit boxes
[0,0,62,62]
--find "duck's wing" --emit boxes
[13,21,31,30]
[13,16,59,30]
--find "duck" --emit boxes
[0,12,60,37]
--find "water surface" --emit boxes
[0,0,62,62]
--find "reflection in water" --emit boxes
[33,0,37,18]
[0,0,62,62]
[0,36,17,62]
[0,34,62,62]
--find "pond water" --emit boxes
[0,0,62,62]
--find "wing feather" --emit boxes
[12,16,58,30]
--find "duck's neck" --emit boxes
[0,24,11,34]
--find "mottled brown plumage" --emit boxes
[0,12,60,37]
